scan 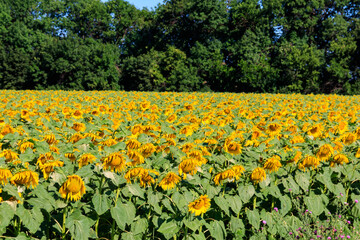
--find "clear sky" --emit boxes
[125,0,164,9]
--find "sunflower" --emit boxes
[0,149,19,162]
[139,143,156,158]
[72,122,86,132]
[288,151,302,164]
[126,139,142,150]
[59,175,86,201]
[78,153,96,168]
[126,150,145,166]
[263,155,282,173]
[330,154,349,167]
[250,167,266,184]
[231,165,245,178]
[37,152,54,165]
[124,168,159,187]
[307,124,323,139]
[11,170,39,188]
[102,152,126,173]
[159,172,181,190]
[188,195,211,216]
[316,144,334,161]
[266,123,282,136]
[356,148,360,158]
[0,169,12,185]
[187,150,207,165]
[290,135,305,144]
[298,155,320,171]
[213,169,236,185]
[178,158,200,179]
[340,133,356,145]
[19,141,34,153]
[224,141,242,155]
[39,160,64,179]
[69,133,84,143]
[44,134,56,145]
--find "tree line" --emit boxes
[0,0,359,94]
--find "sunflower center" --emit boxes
[67,181,81,193]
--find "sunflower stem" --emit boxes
[99,175,105,194]
[253,196,257,210]
[62,200,69,240]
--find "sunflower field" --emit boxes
[1,90,360,240]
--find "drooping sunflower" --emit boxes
[72,122,86,132]
[263,155,282,173]
[250,167,266,184]
[78,153,96,168]
[39,160,64,179]
[11,170,39,188]
[223,141,242,155]
[298,155,320,171]
[139,143,156,158]
[0,168,12,185]
[59,175,86,201]
[178,158,200,179]
[102,152,126,173]
[330,154,349,167]
[356,148,360,158]
[188,195,211,216]
[19,141,34,153]
[159,172,181,190]
[44,134,56,145]
[231,165,245,178]
[126,150,145,166]
[340,133,357,145]
[316,144,334,161]
[213,169,236,185]
[0,149,19,162]
[124,167,159,187]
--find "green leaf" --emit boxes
[279,195,292,216]
[121,232,136,240]
[184,218,204,232]
[214,196,230,216]
[16,205,43,233]
[238,185,255,203]
[172,191,188,212]
[131,218,148,235]
[110,201,136,230]
[295,171,310,191]
[161,197,175,214]
[246,209,260,230]
[0,202,15,229]
[148,192,162,214]
[304,194,325,216]
[225,195,242,215]
[191,232,206,240]
[206,220,226,240]
[229,216,244,236]
[66,210,93,240]
[92,193,110,215]
[127,184,145,198]
[157,219,180,239]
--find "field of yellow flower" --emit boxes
[1,90,360,239]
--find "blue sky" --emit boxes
[116,0,164,9]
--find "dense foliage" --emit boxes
[1,91,360,239]
[0,0,359,93]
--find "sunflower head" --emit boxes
[316,144,334,161]
[59,175,86,201]
[263,155,282,173]
[78,153,96,168]
[298,155,320,171]
[102,152,126,173]
[159,172,181,190]
[0,169,13,185]
[11,170,39,188]
[250,167,266,184]
[330,154,349,167]
[188,195,211,216]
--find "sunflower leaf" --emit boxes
[111,201,136,230]
[16,205,43,234]
[92,192,110,215]
[66,210,93,240]
[157,219,180,239]
[0,202,15,230]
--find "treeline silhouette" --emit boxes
[0,0,359,93]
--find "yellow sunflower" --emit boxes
[0,169,12,185]
[213,169,236,185]
[250,167,266,184]
[316,144,334,161]
[188,195,211,216]
[330,154,349,167]
[159,172,181,190]
[298,155,320,171]
[59,175,86,201]
[178,158,200,179]
[39,160,64,179]
[263,155,282,173]
[102,152,126,173]
[78,153,96,168]
[224,141,242,155]
[11,170,39,188]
